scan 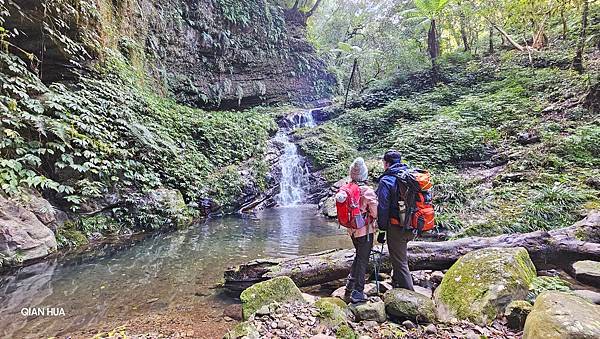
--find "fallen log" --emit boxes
[224,211,599,293]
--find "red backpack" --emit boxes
[335,182,366,229]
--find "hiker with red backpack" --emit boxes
[335,157,378,303]
[376,150,435,291]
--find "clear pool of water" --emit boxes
[0,206,351,338]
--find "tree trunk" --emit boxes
[223,212,600,293]
[460,14,470,52]
[488,25,494,54]
[561,8,568,40]
[573,0,589,73]
[343,58,358,108]
[305,0,323,18]
[492,23,526,51]
[428,19,440,83]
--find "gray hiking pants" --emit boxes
[346,234,373,293]
[388,226,414,290]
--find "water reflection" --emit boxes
[0,206,350,338]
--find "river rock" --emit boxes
[240,276,304,320]
[315,297,347,328]
[573,289,600,304]
[413,285,432,298]
[349,300,386,323]
[572,260,600,287]
[331,286,347,300]
[503,300,532,330]
[434,247,536,325]
[523,291,600,339]
[383,288,436,323]
[0,195,57,266]
[223,321,260,339]
[321,196,337,218]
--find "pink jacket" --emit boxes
[347,183,378,238]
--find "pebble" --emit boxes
[402,320,416,329]
[255,305,271,316]
[146,298,159,303]
[223,316,233,322]
[425,324,437,334]
[270,321,278,329]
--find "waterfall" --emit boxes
[275,110,316,206]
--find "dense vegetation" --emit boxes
[297,0,599,236]
[0,0,598,252]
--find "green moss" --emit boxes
[335,324,356,339]
[56,222,89,248]
[315,298,347,327]
[240,276,304,320]
[316,297,347,310]
[223,321,259,339]
[435,247,536,324]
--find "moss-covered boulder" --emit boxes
[315,297,348,328]
[434,247,536,324]
[383,288,436,323]
[504,300,533,330]
[317,297,347,309]
[348,300,386,323]
[240,276,303,320]
[523,291,600,339]
[223,321,260,339]
[572,260,600,287]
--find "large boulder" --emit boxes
[0,195,57,266]
[572,260,600,287]
[434,247,536,325]
[383,288,436,323]
[523,291,600,339]
[240,276,304,320]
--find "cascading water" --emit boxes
[275,110,316,206]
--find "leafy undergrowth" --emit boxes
[0,50,278,246]
[297,51,599,236]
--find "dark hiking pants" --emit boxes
[388,226,414,290]
[346,234,373,293]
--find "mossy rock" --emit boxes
[316,297,347,309]
[383,288,436,323]
[223,321,259,339]
[240,276,303,320]
[315,297,347,328]
[434,247,536,325]
[348,300,386,323]
[335,323,357,339]
[523,291,600,339]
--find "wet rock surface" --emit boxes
[0,195,57,266]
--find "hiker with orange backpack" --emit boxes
[376,150,436,290]
[334,157,378,303]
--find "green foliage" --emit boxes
[294,123,357,181]
[386,115,488,167]
[526,276,571,303]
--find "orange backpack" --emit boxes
[396,169,435,233]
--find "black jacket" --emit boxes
[376,163,409,231]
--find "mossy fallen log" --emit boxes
[223,211,599,293]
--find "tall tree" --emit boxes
[404,0,451,83]
[573,0,589,73]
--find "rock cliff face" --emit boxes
[5,0,334,109]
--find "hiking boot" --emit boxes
[350,290,368,303]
